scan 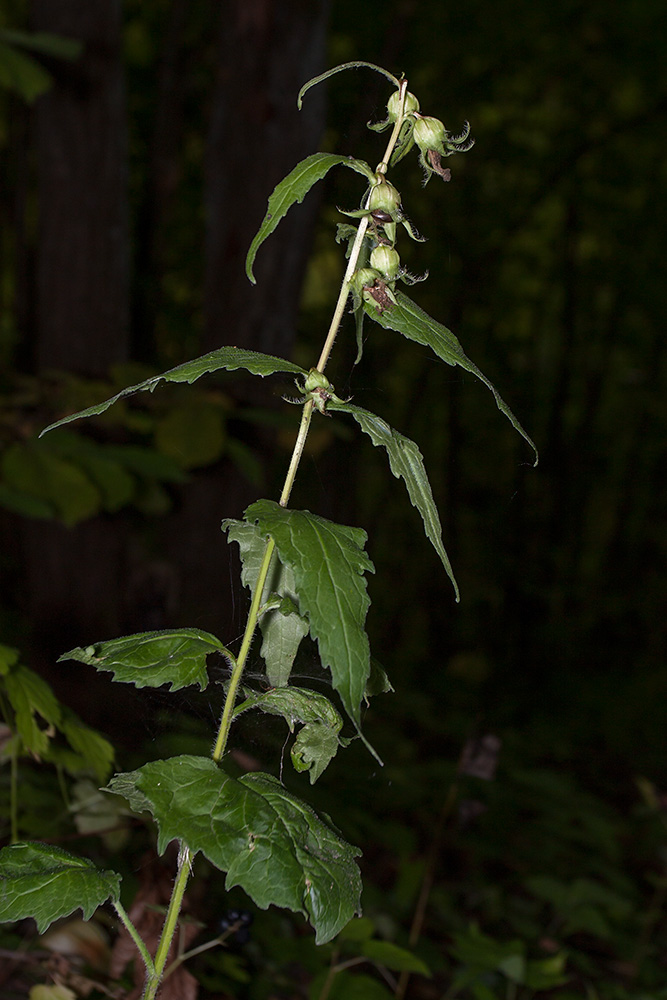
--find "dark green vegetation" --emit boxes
[1,1,667,997]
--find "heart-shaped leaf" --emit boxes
[106,756,361,943]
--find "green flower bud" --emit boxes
[368,179,401,216]
[412,115,447,152]
[351,267,381,294]
[370,245,401,281]
[387,88,420,121]
[304,368,333,393]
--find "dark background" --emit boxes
[1,0,666,794]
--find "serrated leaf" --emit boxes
[4,666,61,757]
[246,153,375,283]
[291,721,341,783]
[0,842,120,932]
[59,628,232,692]
[329,401,459,600]
[361,939,431,975]
[40,347,308,435]
[106,756,361,943]
[223,519,308,686]
[243,501,374,738]
[297,61,399,109]
[365,291,538,466]
[235,685,343,732]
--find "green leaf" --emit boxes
[243,501,375,740]
[235,685,344,733]
[4,665,61,757]
[297,62,399,109]
[309,970,394,1000]
[291,722,341,783]
[223,519,309,686]
[0,28,82,61]
[154,401,226,469]
[40,347,308,435]
[336,916,375,943]
[246,153,376,283]
[106,756,361,943]
[0,842,120,932]
[0,483,55,519]
[0,644,19,675]
[59,709,114,783]
[329,401,459,600]
[59,628,232,692]
[0,40,53,102]
[40,431,135,512]
[2,442,101,526]
[361,939,431,975]
[365,291,538,466]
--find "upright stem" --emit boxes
[142,844,192,1000]
[143,75,413,999]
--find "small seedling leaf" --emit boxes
[365,291,538,466]
[246,153,376,283]
[329,401,458,600]
[106,756,361,943]
[0,842,120,932]
[59,628,232,692]
[40,347,308,435]
[243,501,374,741]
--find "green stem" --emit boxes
[211,537,276,762]
[143,74,415,999]
[142,843,192,1000]
[113,899,155,978]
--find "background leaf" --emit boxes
[329,401,459,599]
[106,756,361,943]
[59,628,231,692]
[223,519,309,685]
[40,347,308,435]
[243,501,374,736]
[0,842,120,933]
[246,153,375,283]
[365,291,538,466]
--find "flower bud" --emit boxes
[368,179,401,216]
[387,88,420,121]
[304,368,333,393]
[370,245,401,281]
[351,267,381,294]
[413,116,447,152]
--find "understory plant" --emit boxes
[0,62,536,998]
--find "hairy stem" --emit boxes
[113,900,155,980]
[148,75,414,998]
[142,843,192,1000]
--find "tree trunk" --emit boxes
[203,0,329,358]
[32,0,129,374]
